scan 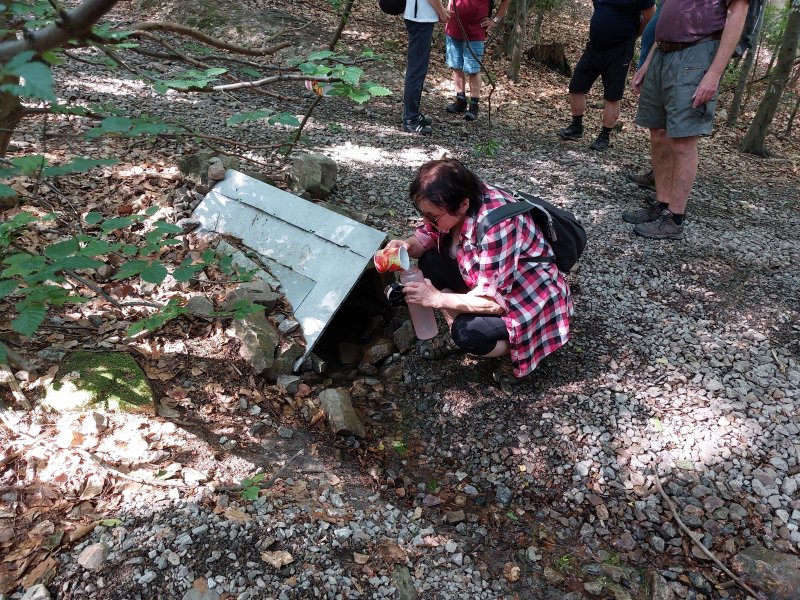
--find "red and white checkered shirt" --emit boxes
[414,184,573,378]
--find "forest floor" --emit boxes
[1,0,799,599]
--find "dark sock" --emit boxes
[671,213,684,225]
[571,115,583,127]
[469,97,479,105]
[599,126,612,138]
[456,92,466,99]
[658,201,669,210]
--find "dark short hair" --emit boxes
[409,159,483,217]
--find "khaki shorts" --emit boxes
[635,40,720,138]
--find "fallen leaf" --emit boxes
[69,522,97,543]
[223,508,251,523]
[503,562,521,583]
[378,542,407,565]
[21,555,56,588]
[353,552,369,565]
[261,550,293,569]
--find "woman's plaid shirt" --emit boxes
[414,184,573,377]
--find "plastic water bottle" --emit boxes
[399,266,438,340]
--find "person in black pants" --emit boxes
[556,0,655,151]
[403,0,450,135]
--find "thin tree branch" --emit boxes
[0,0,120,63]
[654,476,766,600]
[128,21,290,56]
[94,42,157,83]
[329,0,356,51]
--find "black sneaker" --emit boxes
[447,96,467,113]
[419,114,432,126]
[464,102,479,122]
[557,122,584,140]
[589,134,610,151]
[403,119,432,135]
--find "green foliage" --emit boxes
[0,210,254,343]
[473,139,502,157]
[153,68,228,93]
[85,116,173,138]
[0,51,56,101]
[299,51,392,104]
[240,472,266,500]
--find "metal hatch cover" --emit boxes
[193,170,387,370]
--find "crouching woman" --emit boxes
[386,158,573,386]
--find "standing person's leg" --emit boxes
[462,40,484,121]
[590,39,634,151]
[445,36,468,113]
[558,44,598,140]
[403,20,435,134]
[633,41,719,239]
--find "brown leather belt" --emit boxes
[657,32,722,53]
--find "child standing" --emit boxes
[444,0,510,121]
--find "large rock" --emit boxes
[77,542,109,571]
[43,352,153,413]
[228,312,280,375]
[730,545,800,600]
[286,153,337,199]
[393,320,417,353]
[647,570,675,600]
[220,279,280,313]
[21,584,51,600]
[265,337,305,379]
[177,151,240,188]
[318,388,365,437]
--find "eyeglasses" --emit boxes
[417,208,447,225]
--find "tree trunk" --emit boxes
[507,0,528,82]
[741,0,800,156]
[785,89,800,136]
[531,10,545,42]
[728,1,767,128]
[0,9,21,157]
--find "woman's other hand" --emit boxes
[402,278,442,308]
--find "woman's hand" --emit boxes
[402,279,442,308]
[385,239,410,251]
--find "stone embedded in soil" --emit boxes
[77,542,109,571]
[20,584,51,600]
[227,311,280,374]
[185,295,215,317]
[318,388,365,437]
[43,351,153,413]
[730,544,800,600]
[286,153,337,199]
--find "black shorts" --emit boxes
[568,39,635,102]
[418,247,509,356]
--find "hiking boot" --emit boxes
[464,101,479,122]
[589,134,610,151]
[622,200,662,224]
[403,118,432,135]
[557,122,584,140]
[625,169,656,191]
[633,210,684,240]
[447,96,467,113]
[419,114,432,126]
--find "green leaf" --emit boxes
[336,66,363,86]
[100,216,136,232]
[241,487,259,501]
[267,113,300,127]
[44,238,79,259]
[112,259,147,280]
[145,206,159,216]
[1,56,56,101]
[140,262,167,284]
[0,344,6,364]
[173,265,203,282]
[10,155,47,175]
[11,303,47,336]
[121,245,138,256]
[227,109,272,126]
[126,122,170,137]
[201,249,215,264]
[42,158,118,177]
[153,220,184,235]
[126,320,148,336]
[84,212,103,225]
[346,89,371,104]
[0,279,18,300]
[0,183,16,198]
[363,83,392,97]
[218,255,233,274]
[57,256,104,271]
[98,518,122,527]
[50,103,89,116]
[307,50,336,61]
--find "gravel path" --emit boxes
[11,1,799,599]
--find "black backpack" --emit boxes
[478,186,587,273]
[734,0,765,58]
[379,0,405,15]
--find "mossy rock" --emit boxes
[43,351,153,413]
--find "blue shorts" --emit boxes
[445,36,484,75]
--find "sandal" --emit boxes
[492,367,521,394]
[420,333,464,360]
